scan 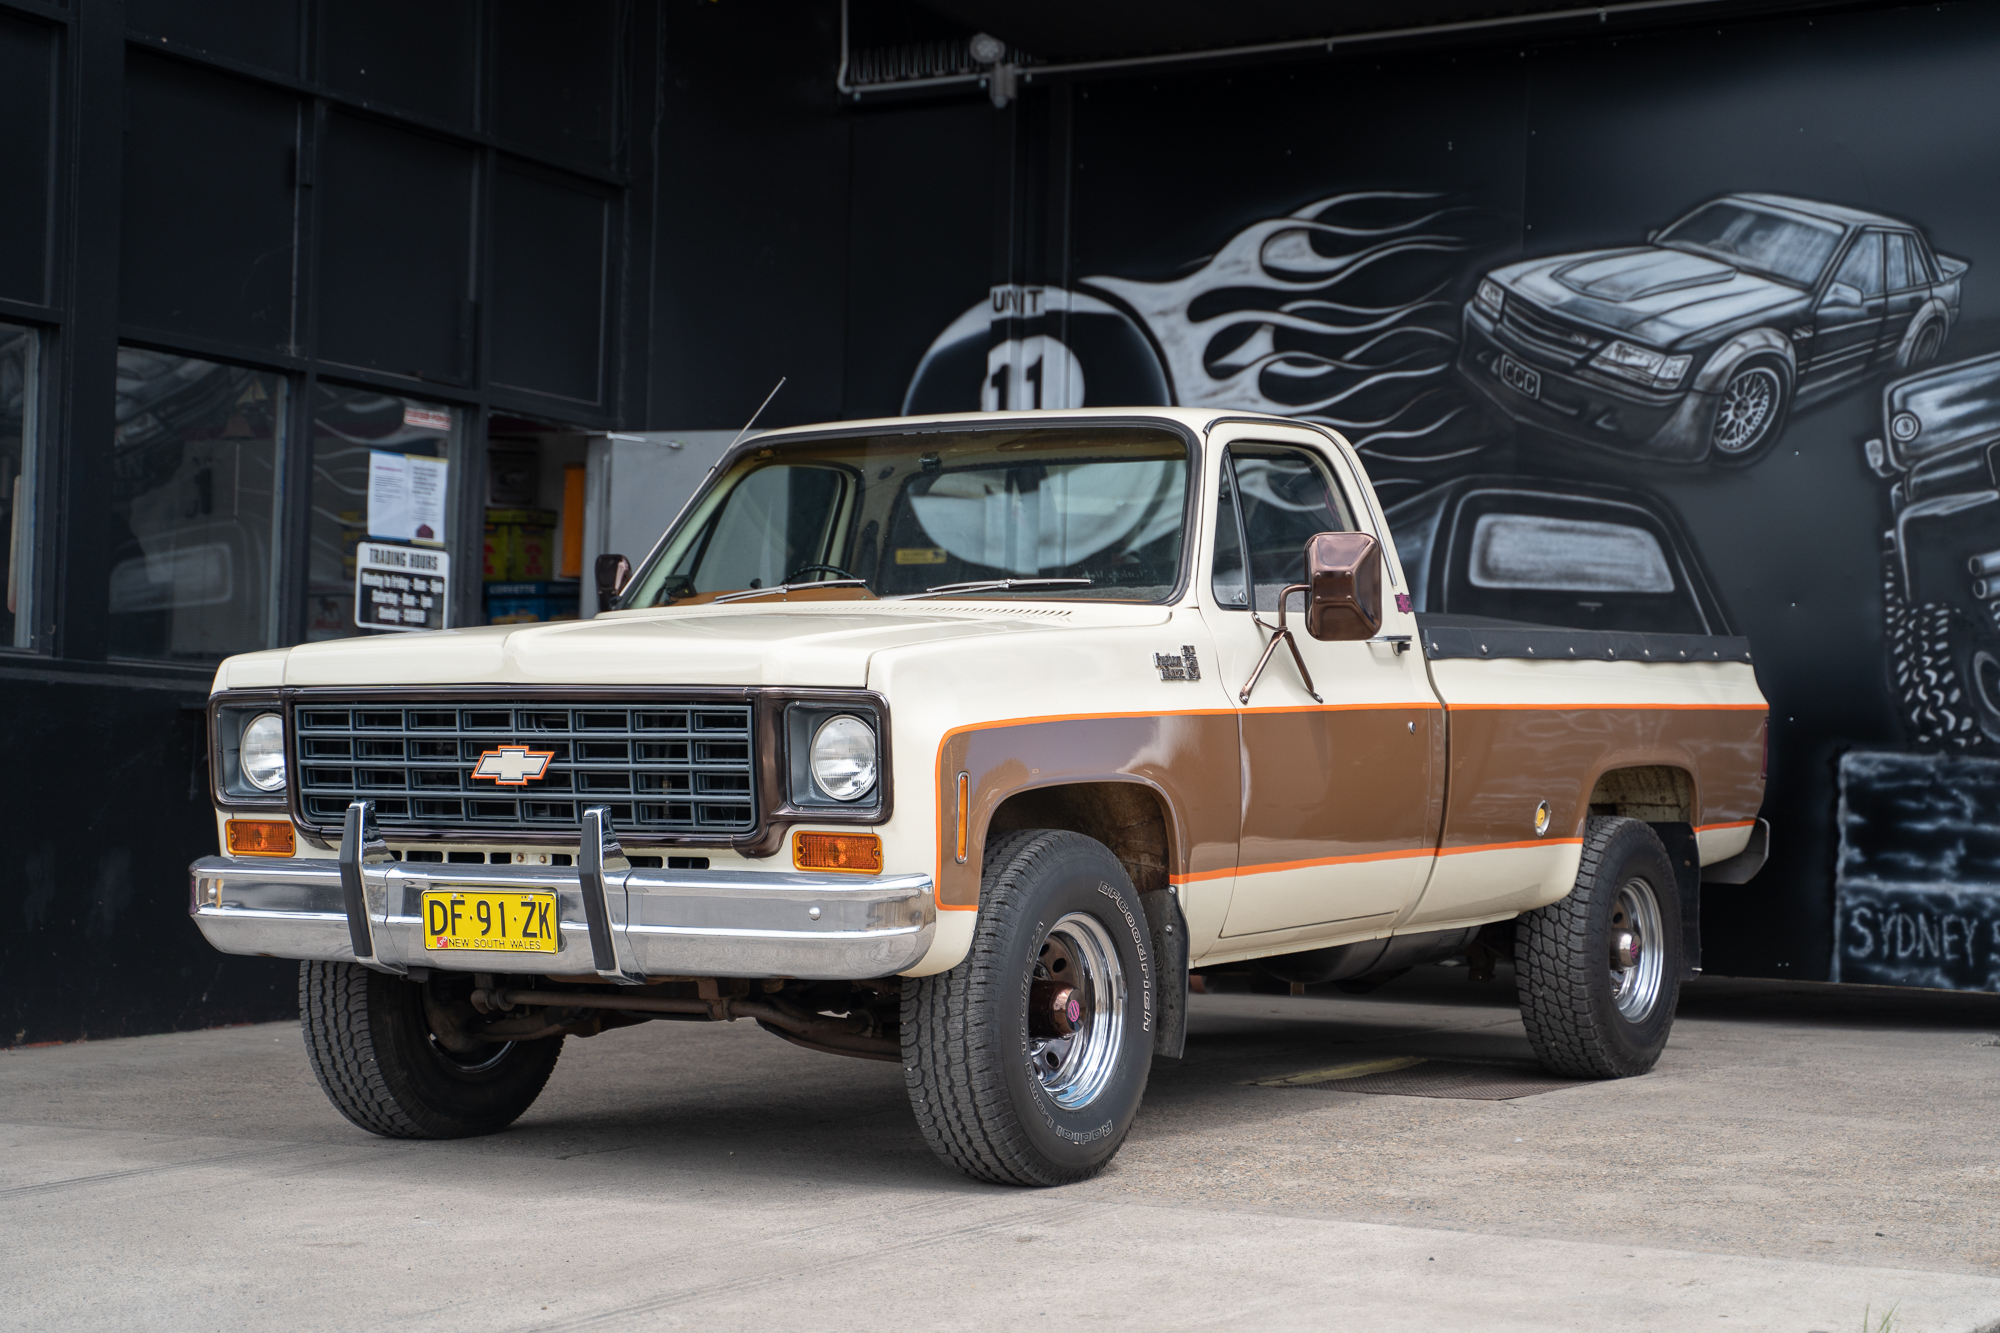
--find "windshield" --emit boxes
[1657,201,1844,287]
[623,426,1192,606]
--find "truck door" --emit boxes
[1807,230,1886,385]
[1199,427,1444,945]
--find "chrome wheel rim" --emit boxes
[1608,877,1666,1023]
[1714,367,1781,454]
[1026,912,1126,1110]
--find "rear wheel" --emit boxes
[1905,319,1945,369]
[1515,817,1683,1078]
[902,830,1155,1186]
[300,962,563,1139]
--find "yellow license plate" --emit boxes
[421,890,559,954]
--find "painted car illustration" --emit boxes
[1459,194,1968,464]
[1385,475,1730,636]
[1866,352,2000,748]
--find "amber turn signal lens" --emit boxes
[793,831,883,874]
[955,772,970,864]
[226,819,296,858]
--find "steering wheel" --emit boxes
[784,563,859,584]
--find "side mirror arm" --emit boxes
[1239,584,1322,705]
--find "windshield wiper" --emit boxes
[898,577,1094,601]
[712,578,869,604]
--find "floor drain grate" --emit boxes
[1253,1057,1601,1100]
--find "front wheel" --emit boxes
[1515,817,1683,1078]
[902,829,1156,1186]
[1708,358,1791,464]
[300,962,563,1139]
[1892,600,2000,749]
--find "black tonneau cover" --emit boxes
[1413,614,1753,664]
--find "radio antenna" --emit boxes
[729,377,787,451]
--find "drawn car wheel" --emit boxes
[1708,358,1790,463]
[1903,320,1945,369]
[1890,599,2000,749]
[300,962,563,1139]
[1514,817,1683,1078]
[902,829,1155,1186]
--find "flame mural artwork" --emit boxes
[902,163,2000,991]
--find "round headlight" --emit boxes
[241,713,287,792]
[810,714,877,802]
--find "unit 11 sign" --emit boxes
[356,543,449,633]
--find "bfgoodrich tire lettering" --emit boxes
[902,829,1155,1186]
[1515,817,1683,1078]
[299,961,563,1139]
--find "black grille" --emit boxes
[293,702,757,837]
[1500,299,1605,364]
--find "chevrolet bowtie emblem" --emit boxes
[470,745,555,786]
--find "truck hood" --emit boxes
[1496,246,1808,348]
[219,602,1172,691]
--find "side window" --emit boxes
[1211,445,1356,610]
[1885,233,1912,291]
[1910,235,1939,284]
[1832,231,1884,297]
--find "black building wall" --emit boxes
[8,0,1999,1046]
[0,0,662,1044]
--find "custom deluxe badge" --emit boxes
[1153,645,1201,682]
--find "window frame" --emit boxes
[1210,439,1364,615]
[0,320,43,654]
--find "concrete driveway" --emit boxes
[3,967,1998,1332]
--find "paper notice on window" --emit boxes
[367,451,448,546]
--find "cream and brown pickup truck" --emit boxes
[192,408,1769,1186]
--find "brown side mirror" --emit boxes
[595,553,632,608]
[1303,531,1382,641]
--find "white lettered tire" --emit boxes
[1515,817,1683,1078]
[902,829,1156,1186]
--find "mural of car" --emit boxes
[1385,475,1730,636]
[1459,194,1968,464]
[1866,352,2000,748]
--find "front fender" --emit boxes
[1690,327,1797,395]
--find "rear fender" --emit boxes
[1894,298,1955,368]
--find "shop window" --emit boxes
[321,0,478,130]
[491,166,610,404]
[316,112,475,381]
[307,385,458,640]
[494,2,620,168]
[1,322,38,650]
[126,0,301,78]
[0,12,55,308]
[120,54,299,351]
[107,348,284,661]
[482,416,587,627]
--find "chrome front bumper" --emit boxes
[187,854,936,981]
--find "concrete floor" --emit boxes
[3,967,1998,1332]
